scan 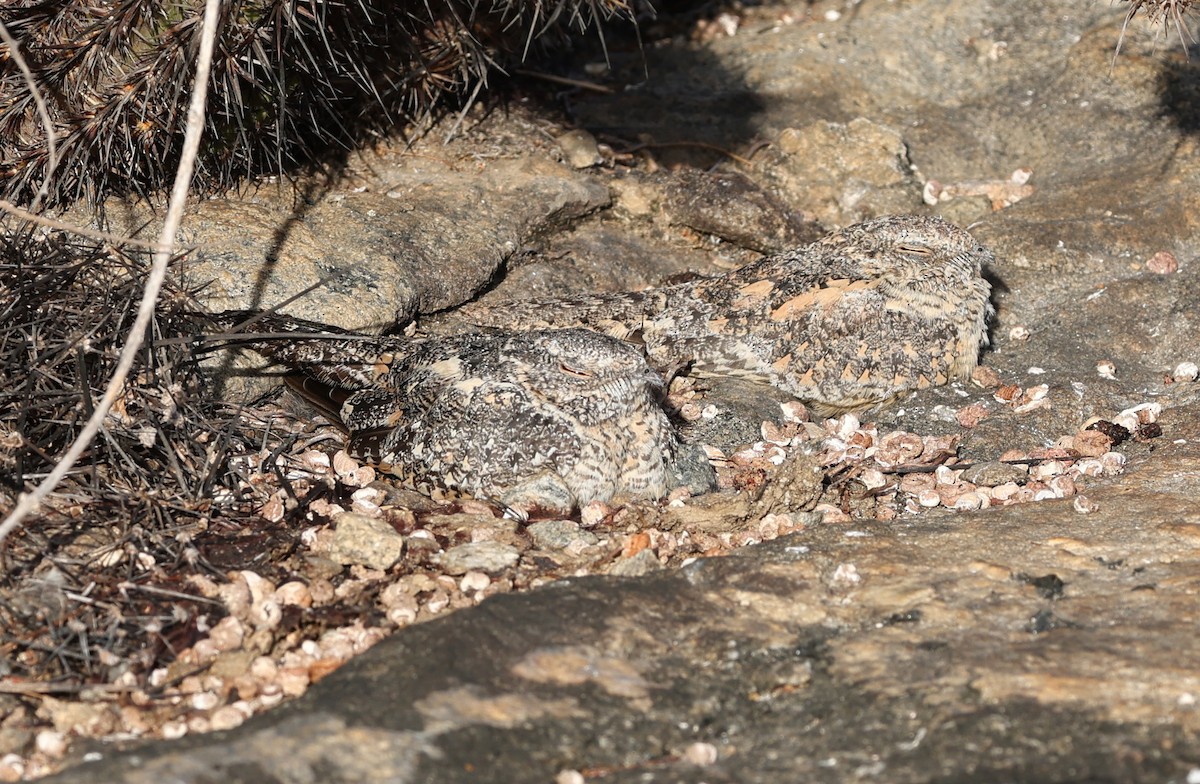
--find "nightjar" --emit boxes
[205,312,701,512]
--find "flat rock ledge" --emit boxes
[50,403,1200,782]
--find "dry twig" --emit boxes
[0,0,223,551]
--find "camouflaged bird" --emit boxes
[207,313,692,512]
[447,215,994,416]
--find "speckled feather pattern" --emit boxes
[209,215,993,509]
[455,215,994,416]
[210,315,681,510]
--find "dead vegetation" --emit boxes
[0,226,1154,777]
[0,0,639,208]
[0,0,1193,778]
[0,228,280,687]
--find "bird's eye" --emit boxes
[559,362,593,379]
[897,243,933,256]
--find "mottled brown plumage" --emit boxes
[450,215,994,416]
[207,314,690,512]
[207,215,992,510]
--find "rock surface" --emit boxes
[42,0,1200,780]
[50,415,1200,781]
[438,541,522,576]
[328,513,405,571]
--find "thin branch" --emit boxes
[0,0,224,552]
[0,681,139,695]
[443,77,486,144]
[512,67,615,94]
[0,199,190,252]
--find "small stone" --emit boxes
[277,667,311,698]
[989,482,1020,501]
[209,704,249,732]
[349,485,383,512]
[1013,384,1050,414]
[1049,475,1077,498]
[0,754,25,782]
[917,489,941,508]
[1029,460,1066,481]
[207,615,245,653]
[329,512,404,571]
[249,656,278,681]
[936,482,966,506]
[830,563,860,586]
[684,741,719,766]
[457,499,497,517]
[876,431,925,467]
[299,449,331,473]
[971,365,1002,388]
[332,449,359,477]
[258,493,285,523]
[780,400,809,423]
[994,384,1021,404]
[258,685,285,708]
[191,691,220,712]
[387,601,419,627]
[1008,325,1031,341]
[1072,429,1113,458]
[1099,451,1127,476]
[308,577,336,605]
[424,589,451,615]
[714,11,740,34]
[579,501,611,528]
[527,519,598,549]
[815,503,852,524]
[955,403,989,428]
[1112,410,1139,431]
[934,465,961,485]
[834,412,861,439]
[1173,361,1199,382]
[557,129,603,169]
[961,461,1027,486]
[1121,402,1162,424]
[622,532,652,558]
[1146,250,1179,274]
[898,472,935,494]
[952,492,986,510]
[761,420,790,445]
[858,468,887,490]
[34,730,66,758]
[608,548,661,577]
[460,571,491,593]
[439,541,520,575]
[274,581,313,608]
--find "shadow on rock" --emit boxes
[1159,47,1200,134]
